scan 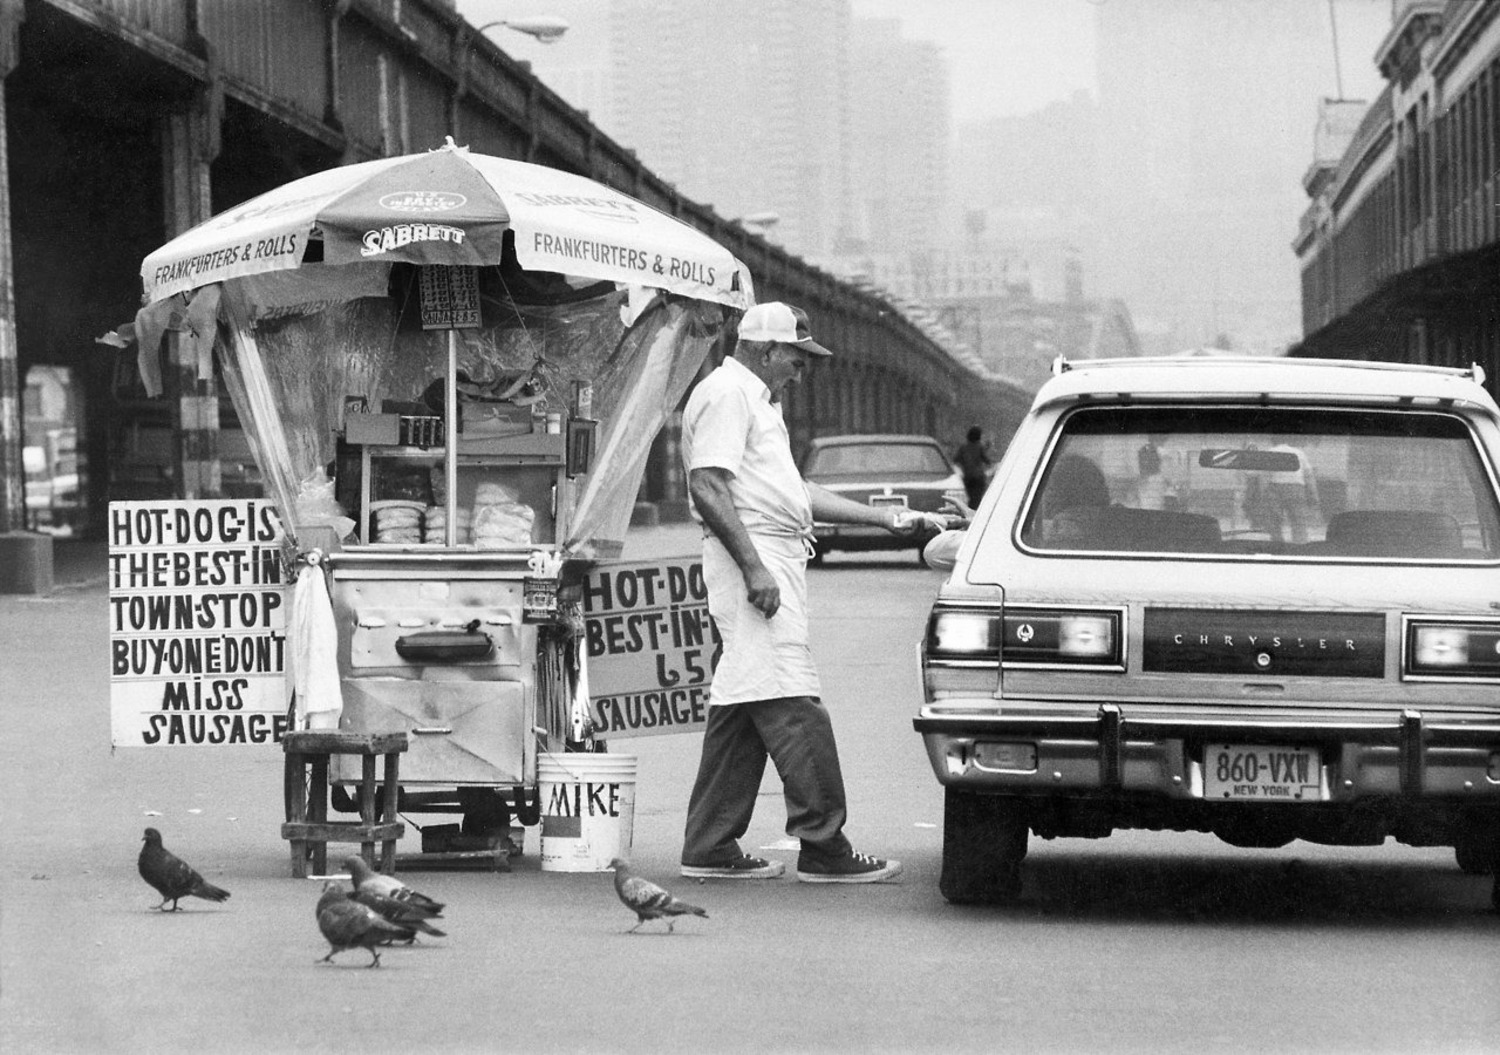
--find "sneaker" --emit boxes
[796,851,903,884]
[680,854,786,879]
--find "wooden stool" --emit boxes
[282,730,408,879]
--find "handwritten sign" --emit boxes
[418,264,481,329]
[108,500,290,747]
[581,557,718,739]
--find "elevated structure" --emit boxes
[1294,0,1500,398]
[0,0,1030,542]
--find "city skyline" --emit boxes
[458,0,1398,353]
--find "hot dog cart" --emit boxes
[131,143,752,858]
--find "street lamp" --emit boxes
[472,16,570,45]
[734,211,781,232]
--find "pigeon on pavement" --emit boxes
[352,887,447,941]
[609,858,708,934]
[343,855,445,915]
[315,882,414,967]
[138,828,231,912]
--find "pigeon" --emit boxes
[315,882,414,967]
[351,887,447,942]
[609,858,708,934]
[137,828,231,912]
[343,855,445,915]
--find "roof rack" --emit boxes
[1051,355,1487,387]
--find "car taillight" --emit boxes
[1002,607,1123,668]
[1405,619,1500,679]
[925,607,1001,661]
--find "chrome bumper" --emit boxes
[914,703,1500,801]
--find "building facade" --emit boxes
[1294,0,1500,397]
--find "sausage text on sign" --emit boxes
[582,558,718,739]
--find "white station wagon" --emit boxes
[916,356,1500,908]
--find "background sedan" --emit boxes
[802,433,962,563]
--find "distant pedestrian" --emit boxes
[952,426,995,509]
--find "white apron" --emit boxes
[702,533,821,704]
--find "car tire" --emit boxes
[1454,823,1499,876]
[939,787,1028,905]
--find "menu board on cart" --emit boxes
[107,500,289,747]
[417,265,482,329]
[582,557,718,739]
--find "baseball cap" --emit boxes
[737,301,833,357]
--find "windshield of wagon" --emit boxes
[1015,405,1500,559]
[804,442,952,478]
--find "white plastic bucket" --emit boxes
[537,753,637,872]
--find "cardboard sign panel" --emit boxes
[581,557,718,739]
[107,500,290,747]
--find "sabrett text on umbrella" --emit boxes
[360,222,467,257]
[513,192,639,212]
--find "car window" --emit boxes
[1013,405,1500,559]
[806,442,950,476]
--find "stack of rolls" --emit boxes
[424,504,472,545]
[369,499,425,544]
[471,481,535,548]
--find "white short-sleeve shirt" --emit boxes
[681,356,812,538]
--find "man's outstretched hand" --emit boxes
[889,510,959,535]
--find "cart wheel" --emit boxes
[459,788,512,838]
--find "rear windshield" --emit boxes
[1017,406,1500,559]
[805,442,951,477]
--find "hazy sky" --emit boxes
[849,0,1391,125]
[850,0,1098,123]
[468,0,1394,127]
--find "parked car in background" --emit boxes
[23,443,49,517]
[916,356,1500,910]
[23,428,83,536]
[801,433,964,563]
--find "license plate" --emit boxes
[1203,744,1321,802]
[869,494,908,508]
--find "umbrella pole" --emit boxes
[446,329,458,547]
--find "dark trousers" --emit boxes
[964,475,987,510]
[681,696,853,866]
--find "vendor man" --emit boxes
[679,301,913,883]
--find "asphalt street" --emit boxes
[3,527,1499,1054]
